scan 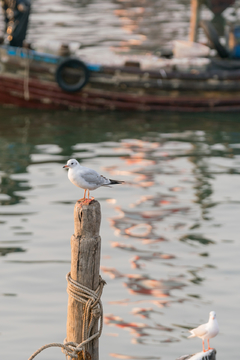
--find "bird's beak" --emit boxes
[63,165,69,168]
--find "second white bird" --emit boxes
[188,311,219,353]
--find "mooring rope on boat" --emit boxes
[28,273,106,360]
[23,48,30,101]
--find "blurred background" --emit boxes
[2,0,240,61]
[0,2,240,360]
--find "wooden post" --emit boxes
[66,200,102,360]
[189,0,202,42]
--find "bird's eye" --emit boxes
[71,162,74,165]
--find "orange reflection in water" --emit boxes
[101,266,125,279]
[110,354,161,360]
[132,193,178,208]
[169,186,184,192]
[124,275,185,297]
[102,136,197,355]
[104,314,173,337]
[110,206,189,243]
[130,252,175,269]
[111,242,172,258]
[125,223,152,238]
[108,298,188,308]
[111,241,176,269]
[101,267,185,298]
[131,307,163,319]
[120,140,160,152]
[123,158,155,166]
[114,207,189,223]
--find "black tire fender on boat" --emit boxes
[56,57,90,92]
[200,20,229,59]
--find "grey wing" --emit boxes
[81,169,110,186]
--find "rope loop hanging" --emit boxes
[28,273,106,360]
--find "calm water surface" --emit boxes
[0,110,240,360]
[0,1,240,360]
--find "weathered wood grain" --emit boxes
[66,200,101,360]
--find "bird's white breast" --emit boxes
[68,168,87,189]
[205,320,219,339]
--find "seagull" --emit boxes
[188,311,219,352]
[63,158,124,203]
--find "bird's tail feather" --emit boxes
[109,179,124,185]
[188,331,196,338]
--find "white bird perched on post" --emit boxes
[63,158,124,204]
[188,311,219,353]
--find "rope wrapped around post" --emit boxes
[65,272,106,359]
[28,273,106,360]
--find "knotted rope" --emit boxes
[66,272,106,358]
[28,272,106,360]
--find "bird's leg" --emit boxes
[202,340,207,352]
[88,189,95,201]
[82,189,95,204]
[78,189,86,202]
[207,339,213,351]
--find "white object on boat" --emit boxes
[173,40,210,58]
[34,40,81,55]
[188,311,219,352]
[172,57,210,72]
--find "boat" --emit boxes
[2,40,240,112]
[1,1,240,111]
